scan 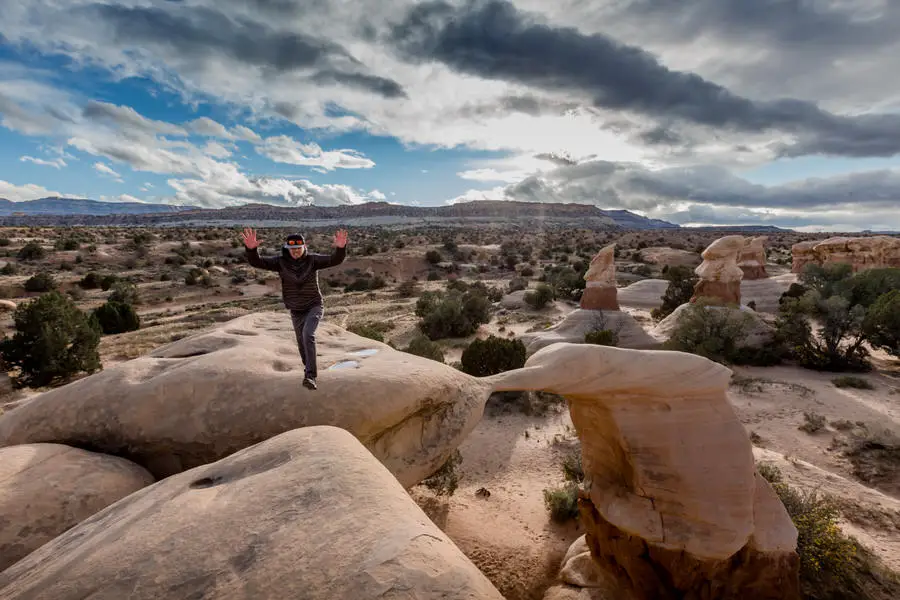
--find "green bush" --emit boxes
[585,329,618,346]
[837,267,900,309]
[421,450,461,496]
[404,335,445,362]
[863,290,900,358]
[0,291,102,388]
[109,281,139,305]
[17,241,45,261]
[663,301,756,364]
[543,484,580,523]
[24,272,57,293]
[652,265,698,320]
[92,301,141,335]
[832,376,875,390]
[460,335,526,377]
[416,288,492,340]
[347,322,385,342]
[524,283,554,309]
[79,271,102,289]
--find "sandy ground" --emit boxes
[410,404,582,600]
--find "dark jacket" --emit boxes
[245,245,346,311]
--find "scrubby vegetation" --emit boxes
[460,335,526,377]
[0,291,102,388]
[652,265,698,320]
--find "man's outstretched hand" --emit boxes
[241,227,260,250]
[333,229,348,248]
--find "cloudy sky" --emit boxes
[1,0,899,231]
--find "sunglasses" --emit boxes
[284,240,306,247]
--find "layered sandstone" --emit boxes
[0,427,505,600]
[0,312,494,488]
[792,235,900,274]
[0,443,153,571]
[691,235,745,305]
[738,236,768,280]
[518,310,659,354]
[491,343,800,600]
[580,243,619,310]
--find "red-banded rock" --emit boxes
[738,236,768,280]
[580,243,619,310]
[790,240,818,274]
[491,344,800,600]
[792,236,900,273]
[0,443,153,571]
[0,426,505,600]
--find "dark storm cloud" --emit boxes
[615,0,900,49]
[79,3,405,98]
[388,0,900,157]
[499,159,900,214]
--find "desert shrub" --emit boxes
[421,450,461,496]
[663,301,766,365]
[24,272,57,293]
[776,288,870,372]
[0,291,102,388]
[837,267,900,309]
[17,241,45,261]
[799,411,827,433]
[585,329,618,346]
[524,283,554,309]
[0,263,15,275]
[347,322,385,342]
[396,279,421,298]
[543,484,580,523]
[109,281,139,305]
[424,249,442,264]
[404,335,445,362]
[652,265,698,320]
[832,376,875,390]
[460,335,526,377]
[416,289,492,340]
[562,448,584,483]
[54,238,79,251]
[100,274,119,291]
[863,290,900,358]
[79,271,102,289]
[507,277,528,293]
[92,300,141,335]
[542,265,586,300]
[0,237,9,246]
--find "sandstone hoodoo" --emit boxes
[791,235,900,274]
[738,236,769,280]
[0,443,154,571]
[0,427,506,600]
[579,243,619,311]
[0,312,494,488]
[691,235,745,306]
[490,343,801,600]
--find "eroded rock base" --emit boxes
[578,497,801,600]
[690,280,741,305]
[580,286,620,311]
[739,265,768,280]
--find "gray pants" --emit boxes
[290,305,323,379]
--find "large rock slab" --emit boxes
[792,235,900,273]
[740,274,797,314]
[0,312,493,487]
[0,426,505,600]
[0,443,153,571]
[490,343,800,600]
[519,309,659,355]
[617,279,668,310]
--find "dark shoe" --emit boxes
[302,377,317,390]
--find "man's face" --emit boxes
[288,244,306,259]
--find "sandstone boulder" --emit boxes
[0,300,15,312]
[792,235,900,274]
[617,279,668,310]
[638,247,701,268]
[740,274,798,314]
[691,235,745,305]
[580,244,619,310]
[490,343,800,600]
[0,443,153,571]
[738,236,768,280]
[0,426,505,600]
[0,312,493,487]
[519,309,659,355]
